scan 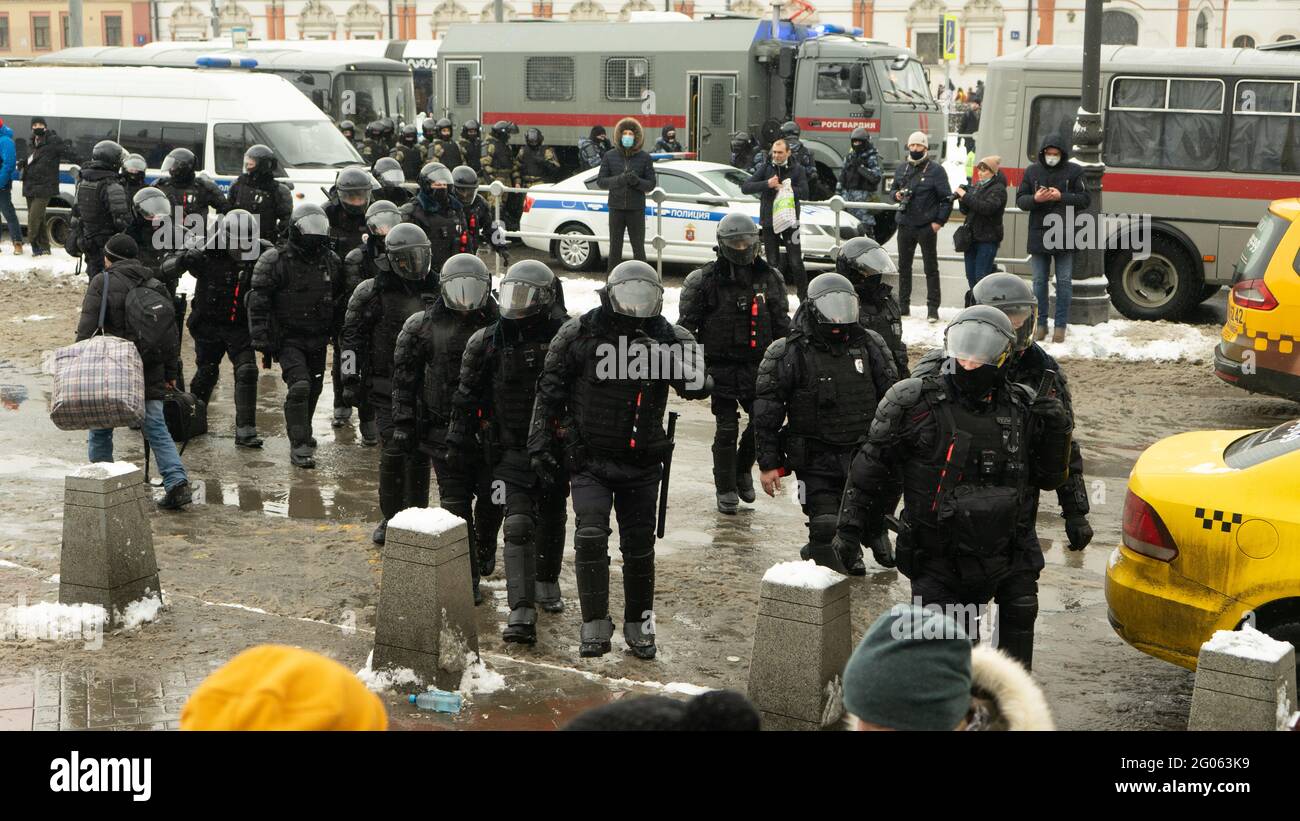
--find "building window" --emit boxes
[915,31,940,65]
[32,14,51,50]
[966,29,996,65]
[526,56,574,101]
[1101,10,1138,46]
[0,16,9,51]
[104,14,122,46]
[604,57,653,102]
[1195,10,1209,48]
[1233,35,1255,49]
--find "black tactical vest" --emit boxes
[785,337,879,448]
[273,250,337,336]
[435,138,463,169]
[404,201,464,271]
[190,252,248,327]
[421,312,489,424]
[394,144,423,181]
[519,147,550,182]
[572,334,671,458]
[859,292,903,350]
[326,204,367,260]
[371,285,428,382]
[230,178,283,243]
[457,138,482,174]
[76,178,112,243]
[699,267,777,363]
[158,180,219,221]
[492,334,550,444]
[485,138,514,181]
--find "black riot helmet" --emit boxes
[365,120,384,140]
[435,117,453,141]
[836,236,897,290]
[421,119,438,142]
[490,120,517,141]
[498,260,556,320]
[400,124,419,146]
[92,140,127,170]
[161,147,197,185]
[372,156,406,187]
[730,130,752,153]
[288,203,331,257]
[384,223,432,282]
[364,200,402,241]
[339,119,356,139]
[417,162,454,198]
[379,118,396,142]
[780,120,801,139]
[850,126,872,152]
[335,166,373,214]
[806,273,860,339]
[451,165,479,205]
[440,253,492,311]
[243,144,278,179]
[716,212,760,268]
[122,153,147,186]
[605,260,664,320]
[971,272,1039,353]
[219,208,258,260]
[133,186,171,224]
[462,119,480,140]
[525,127,543,148]
[944,305,1016,399]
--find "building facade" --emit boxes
[0,1,151,56]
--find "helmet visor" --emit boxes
[294,213,330,237]
[848,246,897,276]
[945,320,1012,367]
[442,276,490,311]
[378,168,406,187]
[1000,303,1039,352]
[136,196,171,221]
[340,189,369,207]
[811,292,859,324]
[366,210,402,236]
[608,280,663,318]
[389,246,432,281]
[498,281,549,319]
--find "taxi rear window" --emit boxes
[1223,420,1300,469]
[1234,212,1290,282]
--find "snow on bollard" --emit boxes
[372,507,479,691]
[1187,625,1297,731]
[59,462,162,628]
[747,560,851,730]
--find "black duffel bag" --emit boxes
[162,390,208,446]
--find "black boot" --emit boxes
[285,381,315,469]
[712,429,740,515]
[575,528,612,657]
[158,481,193,511]
[371,519,387,545]
[376,449,407,545]
[622,544,657,659]
[502,540,538,645]
[233,366,262,448]
[735,424,757,503]
[359,419,379,446]
[332,406,351,429]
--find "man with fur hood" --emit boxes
[842,604,1055,731]
[595,117,657,270]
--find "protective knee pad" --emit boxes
[503,512,535,547]
[503,541,537,610]
[712,418,740,450]
[574,526,610,558]
[808,513,839,546]
[189,362,221,404]
[284,380,313,444]
[999,594,1039,631]
[235,361,259,387]
[573,526,611,622]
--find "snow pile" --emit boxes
[0,559,31,571]
[1203,624,1294,664]
[0,600,106,643]
[116,594,164,631]
[9,314,54,323]
[0,248,84,282]
[388,506,466,537]
[662,681,712,696]
[355,650,423,692]
[458,654,507,696]
[71,462,140,480]
[763,559,844,589]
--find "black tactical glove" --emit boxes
[390,425,415,454]
[867,531,896,568]
[1064,514,1093,551]
[531,451,560,486]
[1029,395,1071,431]
[340,384,358,408]
[442,436,468,471]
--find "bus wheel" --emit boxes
[46,213,71,249]
[553,223,599,272]
[1107,235,1200,321]
[1200,283,1221,302]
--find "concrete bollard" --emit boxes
[59,463,161,627]
[1187,625,1297,731]
[747,560,852,730]
[372,507,479,691]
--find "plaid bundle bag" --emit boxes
[50,271,146,431]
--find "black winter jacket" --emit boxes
[76,260,178,399]
[957,170,1007,244]
[596,117,657,212]
[1015,134,1091,255]
[20,131,63,198]
[890,157,953,228]
[741,159,809,228]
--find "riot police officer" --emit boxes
[753,273,898,574]
[123,186,171,276]
[120,153,148,203]
[163,209,269,449]
[729,131,759,173]
[833,305,1074,669]
[528,261,711,659]
[247,204,345,469]
[392,254,501,603]
[427,117,464,169]
[400,162,465,272]
[391,124,426,182]
[457,119,484,178]
[378,118,397,153]
[342,223,441,544]
[517,128,561,188]
[452,164,500,258]
[157,147,228,227]
[837,237,909,377]
[450,261,571,643]
[371,157,412,206]
[481,121,521,228]
[339,119,360,150]
[678,212,790,514]
[324,166,374,432]
[360,121,387,166]
[227,144,293,244]
[838,128,883,236]
[75,140,132,279]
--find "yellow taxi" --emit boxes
[1215,198,1300,400]
[1105,421,1300,671]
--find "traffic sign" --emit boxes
[942,14,959,61]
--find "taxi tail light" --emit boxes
[1231,279,1278,311]
[523,195,534,214]
[1122,489,1178,562]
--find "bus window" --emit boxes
[56,117,121,165]
[120,120,205,169]
[1026,96,1080,161]
[1229,80,1300,174]
[335,73,388,126]
[271,70,332,115]
[214,123,255,176]
[1105,76,1223,171]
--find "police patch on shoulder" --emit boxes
[854,358,864,373]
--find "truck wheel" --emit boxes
[553,223,598,272]
[1106,235,1201,321]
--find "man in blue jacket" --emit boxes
[0,119,24,254]
[890,130,952,322]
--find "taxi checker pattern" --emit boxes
[1194,507,1243,533]
[1237,326,1298,355]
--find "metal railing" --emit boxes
[478,179,1030,278]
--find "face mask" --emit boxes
[909,149,927,162]
[433,188,449,205]
[951,362,1002,399]
[1044,155,1061,167]
[621,135,635,148]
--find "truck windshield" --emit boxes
[872,59,932,103]
[255,121,362,169]
[334,72,413,126]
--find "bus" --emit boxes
[31,45,416,128]
[980,45,1300,320]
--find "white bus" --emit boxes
[0,66,362,247]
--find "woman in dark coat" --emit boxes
[953,155,1007,290]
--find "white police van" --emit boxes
[0,65,362,247]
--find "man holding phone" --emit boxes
[889,131,951,323]
[1016,134,1090,343]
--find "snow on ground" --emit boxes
[0,600,105,642]
[458,653,507,696]
[10,314,54,323]
[0,246,83,282]
[1203,624,1294,663]
[355,650,423,692]
[762,559,844,590]
[116,594,164,631]
[388,506,466,537]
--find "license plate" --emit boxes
[1222,320,1241,343]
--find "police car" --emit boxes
[518,159,846,271]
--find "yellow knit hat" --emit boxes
[180,645,388,731]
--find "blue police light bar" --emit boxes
[650,152,696,161]
[195,56,259,69]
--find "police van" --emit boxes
[0,66,362,248]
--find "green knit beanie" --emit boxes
[842,604,973,731]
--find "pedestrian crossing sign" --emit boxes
[942,15,959,62]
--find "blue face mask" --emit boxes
[621,135,635,148]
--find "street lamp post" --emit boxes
[1069,0,1110,325]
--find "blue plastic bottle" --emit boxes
[409,689,462,713]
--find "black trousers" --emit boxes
[608,208,647,270]
[794,468,847,546]
[278,338,328,417]
[762,225,807,301]
[431,446,504,582]
[710,393,756,494]
[192,322,255,373]
[896,223,941,315]
[910,568,1039,646]
[570,459,660,622]
[502,473,570,585]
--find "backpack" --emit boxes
[125,278,179,363]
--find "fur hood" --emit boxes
[966,645,1055,731]
[614,116,645,155]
